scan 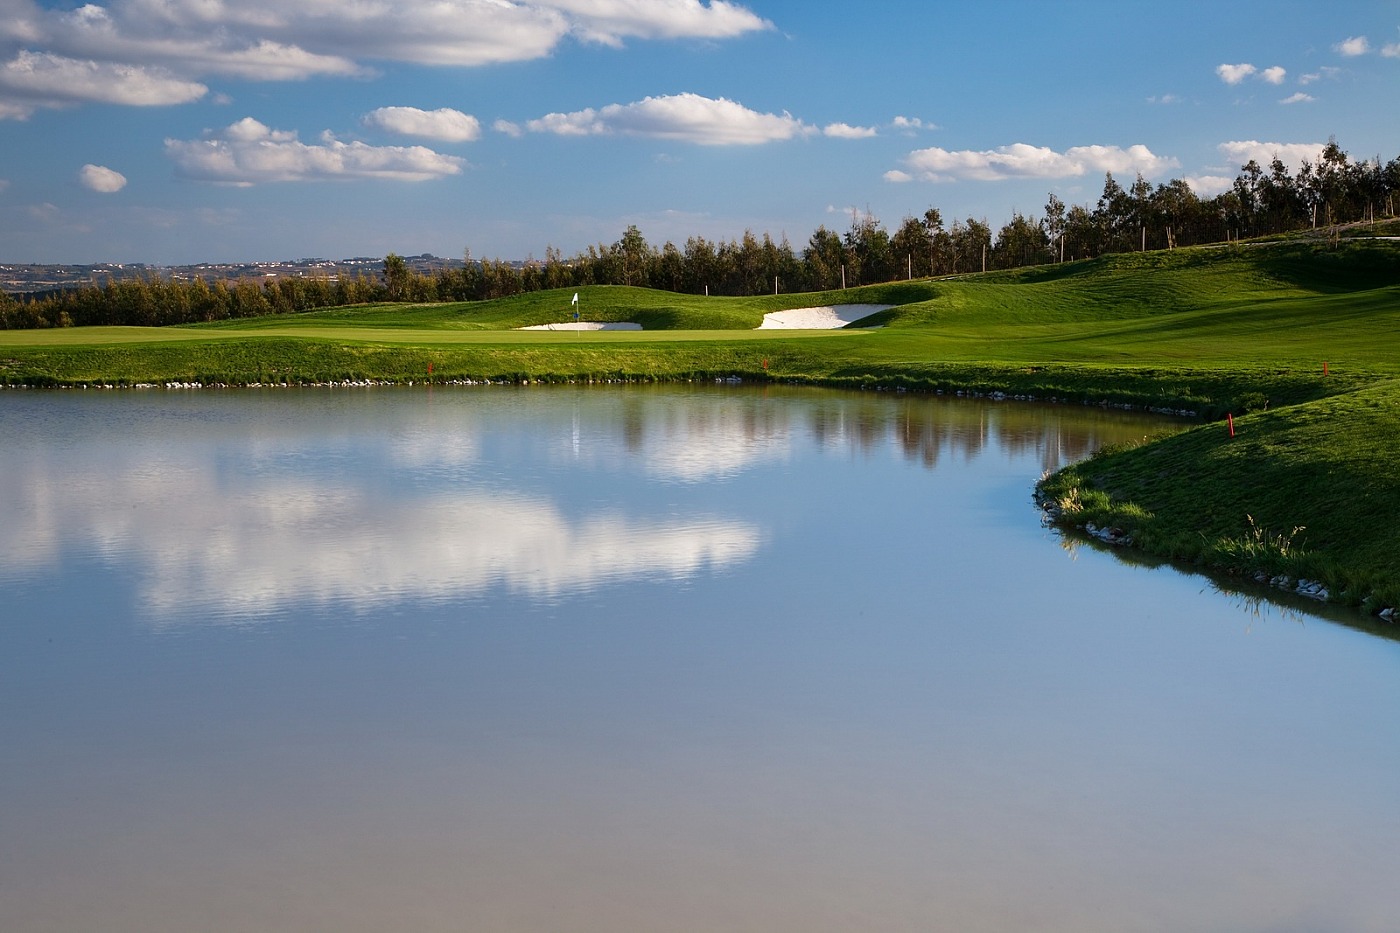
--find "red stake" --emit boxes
[1227,413,1235,437]
[1323,361,1329,376]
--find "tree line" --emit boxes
[4,137,1397,330]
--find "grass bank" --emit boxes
[1037,378,1400,609]
[4,240,1399,614]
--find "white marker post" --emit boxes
[572,292,579,336]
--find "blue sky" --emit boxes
[1,0,1397,264]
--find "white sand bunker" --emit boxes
[519,321,643,331]
[757,304,892,329]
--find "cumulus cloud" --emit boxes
[1216,63,1257,84]
[523,93,815,145]
[1183,175,1234,197]
[1280,92,1314,105]
[550,0,772,45]
[0,0,771,116]
[1217,140,1326,174]
[363,106,481,142]
[0,50,206,118]
[823,122,877,139]
[1334,35,1370,56]
[78,163,127,192]
[1216,62,1292,90]
[891,115,934,135]
[894,142,1179,183]
[164,117,466,185]
[883,169,913,183]
[1382,42,1400,58]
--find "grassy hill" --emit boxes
[4,238,1400,611]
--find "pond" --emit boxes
[2,386,1397,932]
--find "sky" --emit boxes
[1,0,1397,265]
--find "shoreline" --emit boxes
[7,369,1395,626]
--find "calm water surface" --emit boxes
[1,386,1397,932]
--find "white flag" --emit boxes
[571,293,579,305]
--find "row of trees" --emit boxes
[4,137,1398,329]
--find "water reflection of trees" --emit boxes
[601,387,1172,481]
[627,390,1164,475]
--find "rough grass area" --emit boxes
[1038,379,1400,608]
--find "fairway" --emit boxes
[0,325,873,348]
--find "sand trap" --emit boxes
[757,304,892,329]
[518,321,643,331]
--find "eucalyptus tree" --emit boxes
[991,212,1050,269]
[1043,194,1066,261]
[1151,178,1200,249]
[1260,158,1301,235]
[891,215,933,278]
[843,211,894,285]
[1350,156,1386,225]
[382,253,410,301]
[949,217,991,273]
[655,241,685,293]
[1316,139,1350,227]
[541,246,572,290]
[614,224,653,287]
[682,236,719,295]
[1384,156,1400,218]
[1095,173,1134,253]
[1062,203,1100,260]
[803,226,845,290]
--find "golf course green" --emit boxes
[4,238,1400,611]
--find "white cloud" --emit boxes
[883,169,913,183]
[0,0,771,114]
[363,106,481,142]
[1147,93,1183,105]
[823,122,877,139]
[1216,62,1291,88]
[548,0,773,45]
[78,164,127,193]
[493,119,524,138]
[895,142,1179,183]
[21,0,768,74]
[1279,92,1314,105]
[1216,62,1257,84]
[892,115,932,133]
[164,117,466,185]
[524,93,815,145]
[0,50,206,119]
[1335,35,1370,56]
[1382,42,1400,58]
[1217,140,1326,174]
[1298,66,1344,86]
[1184,175,1234,197]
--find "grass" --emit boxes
[4,238,1400,611]
[1038,378,1400,606]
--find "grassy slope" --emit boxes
[4,239,1400,608]
[1038,379,1400,606]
